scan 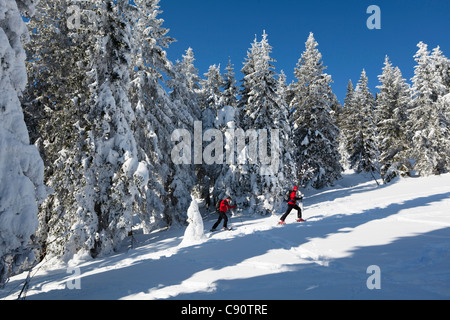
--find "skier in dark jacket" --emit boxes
[279,186,304,224]
[211,197,236,231]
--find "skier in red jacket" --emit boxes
[279,186,304,224]
[211,197,236,231]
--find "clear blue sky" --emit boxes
[160,0,450,104]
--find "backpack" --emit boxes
[284,189,291,202]
[215,200,223,212]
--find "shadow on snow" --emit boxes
[4,191,449,300]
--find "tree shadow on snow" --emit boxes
[14,191,450,300]
[174,226,450,300]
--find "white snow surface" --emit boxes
[1,171,450,300]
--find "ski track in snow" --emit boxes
[1,172,450,300]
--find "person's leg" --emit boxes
[222,212,229,229]
[294,204,302,219]
[280,204,294,222]
[212,213,223,230]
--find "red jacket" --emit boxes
[288,191,302,205]
[219,200,236,213]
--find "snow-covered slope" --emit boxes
[1,171,449,300]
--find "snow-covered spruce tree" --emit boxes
[431,45,450,93]
[222,58,239,108]
[215,33,261,214]
[0,0,45,285]
[290,32,342,189]
[240,31,279,128]
[129,0,176,231]
[196,64,226,210]
[376,56,412,183]
[77,0,151,258]
[276,70,290,115]
[198,63,223,174]
[232,31,294,215]
[275,68,297,186]
[22,0,97,261]
[165,48,201,225]
[408,42,450,176]
[337,80,355,169]
[168,48,201,128]
[198,61,238,212]
[346,70,379,174]
[199,64,225,111]
[23,0,83,145]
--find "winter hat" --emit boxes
[293,186,298,191]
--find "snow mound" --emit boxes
[179,200,206,247]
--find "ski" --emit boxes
[209,227,233,233]
[277,219,306,226]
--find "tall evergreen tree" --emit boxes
[222,58,239,108]
[431,46,450,94]
[376,56,412,182]
[197,63,227,209]
[276,70,290,115]
[238,35,259,118]
[78,0,146,257]
[408,42,450,175]
[232,31,294,215]
[129,0,177,231]
[346,70,379,174]
[168,48,201,127]
[219,33,261,214]
[199,64,224,110]
[165,48,202,225]
[344,80,355,108]
[240,31,279,128]
[290,32,342,188]
[0,0,45,285]
[22,0,96,261]
[337,80,355,169]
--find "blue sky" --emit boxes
[160,0,450,103]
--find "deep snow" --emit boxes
[1,171,449,300]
